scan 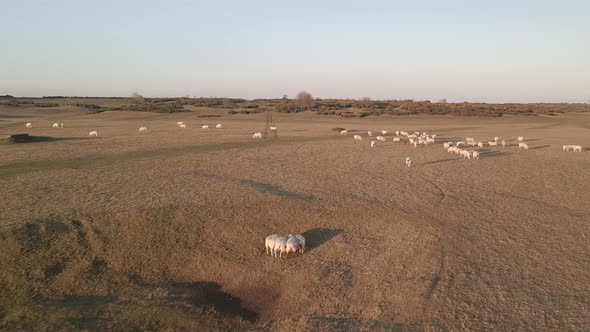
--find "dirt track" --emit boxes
[1,107,589,330]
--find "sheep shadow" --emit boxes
[479,151,511,158]
[301,228,343,252]
[239,179,315,201]
[166,282,259,322]
[528,145,551,150]
[423,158,457,165]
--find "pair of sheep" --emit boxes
[563,145,582,152]
[202,124,223,129]
[265,234,306,257]
[177,122,187,128]
[51,123,64,128]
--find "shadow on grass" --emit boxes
[239,179,315,201]
[301,228,343,252]
[528,145,551,150]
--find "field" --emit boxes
[0,100,589,330]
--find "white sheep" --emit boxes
[295,234,306,253]
[376,136,386,141]
[177,121,183,126]
[265,234,280,255]
[443,142,452,149]
[340,130,348,135]
[216,124,222,129]
[270,126,277,131]
[472,150,480,159]
[202,125,209,130]
[456,141,465,147]
[519,142,529,150]
[272,236,288,257]
[52,123,59,128]
[381,130,388,135]
[405,157,412,167]
[488,141,497,147]
[572,145,582,152]
[253,132,262,139]
[139,127,148,133]
[395,131,400,136]
[26,123,32,128]
[393,137,401,142]
[354,135,362,141]
[89,130,98,137]
[367,130,374,137]
[286,235,302,256]
[501,140,506,147]
[413,141,418,148]
[494,136,499,142]
[518,136,524,142]
[179,124,187,128]
[59,123,64,128]
[371,140,377,148]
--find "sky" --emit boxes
[1,0,589,102]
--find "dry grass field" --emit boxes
[0,102,589,330]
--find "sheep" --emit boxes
[59,123,64,128]
[270,126,277,131]
[286,235,302,256]
[202,125,209,130]
[501,140,506,147]
[494,137,499,142]
[413,141,418,148]
[139,127,148,133]
[443,142,452,149]
[26,123,32,128]
[518,136,524,142]
[405,157,412,167]
[477,142,484,148]
[395,131,400,136]
[272,236,288,257]
[393,137,401,142]
[177,121,183,126]
[253,132,262,139]
[572,145,582,152]
[89,130,98,137]
[466,137,475,142]
[381,130,388,135]
[456,141,465,147]
[426,137,435,144]
[179,124,187,128]
[563,145,571,151]
[340,130,348,135]
[488,141,497,147]
[472,150,480,159]
[368,130,374,137]
[265,234,281,255]
[376,136,386,141]
[354,135,362,141]
[52,123,59,128]
[216,124,222,129]
[295,234,306,253]
[371,140,377,148]
[519,142,529,150]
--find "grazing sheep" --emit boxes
[371,140,377,148]
[272,236,288,257]
[139,127,148,133]
[202,125,209,130]
[295,234,306,253]
[443,142,452,149]
[179,124,187,128]
[405,157,412,167]
[519,142,529,150]
[494,136,499,142]
[341,130,348,135]
[488,141,497,147]
[381,130,388,135]
[477,142,484,148]
[456,141,465,147]
[572,145,582,152]
[177,121,183,126]
[89,130,98,137]
[354,135,362,141]
[216,124,222,129]
[376,136,386,141]
[25,123,32,128]
[472,151,480,159]
[501,140,506,147]
[286,235,302,256]
[518,136,524,142]
[52,123,59,128]
[265,234,280,255]
[368,130,374,137]
[393,137,401,142]
[253,132,262,139]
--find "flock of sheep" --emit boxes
[265,233,306,258]
[343,129,583,166]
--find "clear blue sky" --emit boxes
[1,0,588,102]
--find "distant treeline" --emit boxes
[2,96,589,117]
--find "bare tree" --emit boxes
[296,91,314,107]
[130,92,145,104]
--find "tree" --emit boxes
[296,91,314,107]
